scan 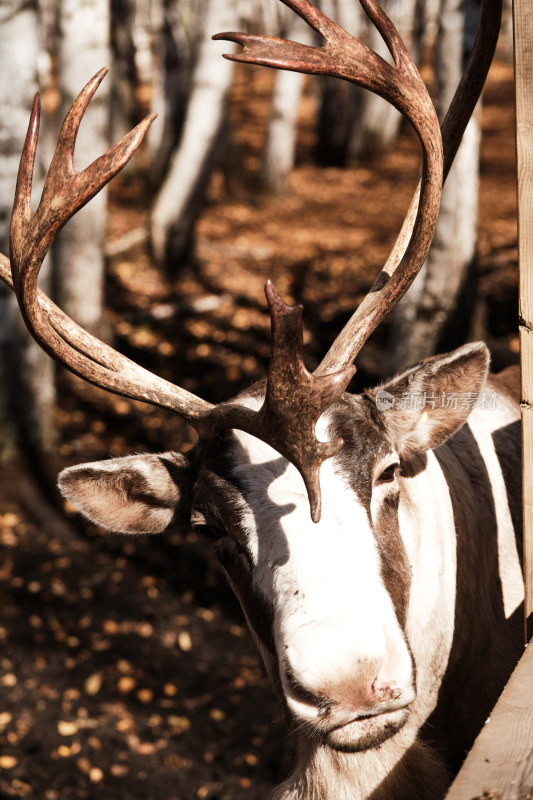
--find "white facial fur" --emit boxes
[226,410,415,748]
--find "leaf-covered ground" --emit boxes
[0,55,518,799]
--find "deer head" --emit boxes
[0,0,500,525]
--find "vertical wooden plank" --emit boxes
[515,0,533,642]
[444,641,533,799]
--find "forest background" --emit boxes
[0,0,519,798]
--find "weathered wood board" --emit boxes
[444,640,533,800]
[516,0,533,641]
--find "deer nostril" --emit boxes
[371,678,402,702]
[284,668,332,713]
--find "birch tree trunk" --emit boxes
[0,0,56,461]
[348,0,419,159]
[387,0,481,371]
[110,0,137,145]
[260,12,315,193]
[148,0,206,186]
[316,0,364,164]
[53,0,111,333]
[149,0,235,270]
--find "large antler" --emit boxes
[210,0,502,518]
[0,0,501,523]
[0,66,350,521]
[317,0,504,375]
[1,69,213,420]
[211,0,443,516]
[215,0,502,377]
[215,0,443,376]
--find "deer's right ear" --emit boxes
[58,452,193,534]
[368,342,490,458]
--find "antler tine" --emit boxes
[215,0,426,110]
[216,0,443,379]
[4,69,213,419]
[204,281,355,522]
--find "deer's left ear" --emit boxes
[367,342,490,457]
[58,452,193,534]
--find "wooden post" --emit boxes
[515,0,533,643]
[444,640,533,798]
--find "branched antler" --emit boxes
[215,0,435,123]
[212,0,443,511]
[259,283,355,521]
[0,0,502,523]
[209,282,354,522]
[4,69,213,418]
[215,0,443,379]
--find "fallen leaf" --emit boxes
[178,632,192,652]
[84,672,103,696]
[58,721,78,736]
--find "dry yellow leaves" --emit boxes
[209,708,226,722]
[0,755,17,769]
[58,720,78,736]
[158,341,175,356]
[137,742,155,755]
[89,767,104,783]
[84,672,103,696]
[137,688,154,704]
[112,400,131,416]
[115,718,134,733]
[0,712,12,731]
[110,763,129,777]
[167,715,191,733]
[62,499,78,515]
[138,622,153,638]
[76,757,91,773]
[117,676,136,694]
[178,631,192,652]
[1,513,19,528]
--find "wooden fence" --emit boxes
[446,1,533,796]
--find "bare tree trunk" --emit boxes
[110,0,137,145]
[149,0,235,270]
[316,0,363,165]
[388,0,481,371]
[53,0,110,333]
[348,0,418,159]
[148,0,207,186]
[260,13,314,194]
[0,0,56,462]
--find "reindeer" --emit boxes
[0,0,524,798]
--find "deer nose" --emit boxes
[281,660,415,723]
[283,667,332,714]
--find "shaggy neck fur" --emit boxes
[271,734,450,800]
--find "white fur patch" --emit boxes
[231,411,413,709]
[468,407,524,617]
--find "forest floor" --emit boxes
[0,51,518,800]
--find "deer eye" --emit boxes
[193,523,226,542]
[375,463,400,486]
